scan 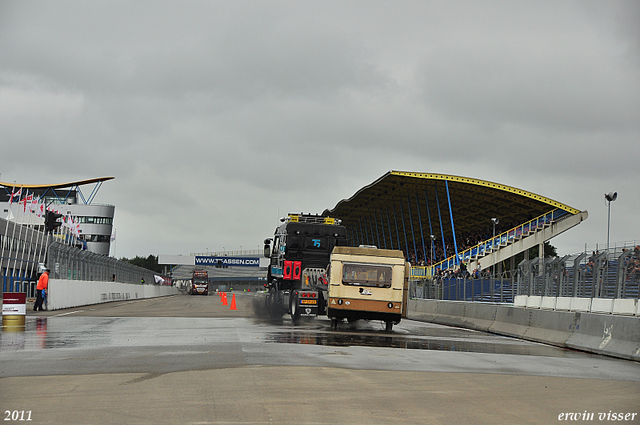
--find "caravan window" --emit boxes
[342,264,392,288]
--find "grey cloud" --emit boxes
[1,1,638,257]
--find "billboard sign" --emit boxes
[195,256,260,267]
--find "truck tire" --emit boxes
[266,286,284,318]
[290,294,301,323]
[385,321,393,332]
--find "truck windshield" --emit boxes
[342,264,392,288]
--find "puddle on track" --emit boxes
[267,330,588,358]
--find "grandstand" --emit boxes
[323,171,588,278]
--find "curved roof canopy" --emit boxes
[323,171,581,247]
[0,177,115,206]
[0,177,114,190]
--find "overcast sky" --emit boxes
[1,0,638,259]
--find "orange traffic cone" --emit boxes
[229,293,237,311]
[222,292,228,306]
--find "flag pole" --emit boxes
[10,187,26,291]
[1,184,17,295]
[16,189,32,285]
[26,196,46,289]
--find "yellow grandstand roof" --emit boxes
[324,171,581,244]
[0,177,114,190]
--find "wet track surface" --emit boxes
[1,293,636,380]
[2,294,639,425]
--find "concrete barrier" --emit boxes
[430,301,468,328]
[406,299,438,322]
[540,296,556,310]
[489,306,531,339]
[526,296,542,308]
[461,302,497,332]
[570,297,591,312]
[47,279,179,310]
[513,295,527,308]
[408,298,640,361]
[566,313,640,361]
[590,298,614,314]
[523,309,577,347]
[555,297,572,311]
[612,298,637,316]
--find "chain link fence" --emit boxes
[2,216,166,297]
[410,247,640,303]
[47,241,161,285]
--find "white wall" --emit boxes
[47,279,179,310]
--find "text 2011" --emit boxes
[3,411,32,421]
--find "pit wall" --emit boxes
[407,298,640,362]
[45,279,179,310]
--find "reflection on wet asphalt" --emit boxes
[2,313,583,360]
[254,316,581,357]
[266,330,580,357]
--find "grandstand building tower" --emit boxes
[0,177,115,256]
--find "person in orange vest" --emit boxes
[34,269,50,311]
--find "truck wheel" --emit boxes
[267,287,284,318]
[385,321,393,332]
[290,294,301,323]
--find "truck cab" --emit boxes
[263,214,348,320]
[190,270,209,295]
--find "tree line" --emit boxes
[120,254,163,273]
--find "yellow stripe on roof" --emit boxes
[391,171,581,215]
[0,177,115,190]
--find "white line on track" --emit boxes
[52,310,85,317]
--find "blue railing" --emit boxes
[411,208,571,278]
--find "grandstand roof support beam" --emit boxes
[399,201,409,258]
[424,189,435,263]
[445,180,459,265]
[386,206,394,250]
[370,216,379,248]
[363,217,369,245]
[434,183,447,259]
[378,210,387,249]
[359,219,366,246]
[415,193,427,265]
[349,222,357,246]
[407,196,417,263]
[393,204,401,254]
[363,217,368,245]
[365,217,371,246]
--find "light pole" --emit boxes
[430,234,435,266]
[605,192,617,253]
[491,218,499,278]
